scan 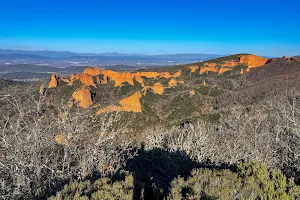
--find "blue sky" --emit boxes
[0,0,299,56]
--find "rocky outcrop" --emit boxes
[172,71,182,77]
[84,67,101,76]
[168,78,177,86]
[70,68,182,88]
[218,61,240,74]
[72,86,93,108]
[60,78,70,83]
[195,55,269,75]
[67,73,96,87]
[142,78,178,96]
[218,67,233,74]
[240,68,244,75]
[97,91,142,115]
[240,55,268,72]
[189,65,199,73]
[142,82,165,95]
[79,73,96,87]
[267,56,299,63]
[199,63,219,74]
[48,74,59,88]
[206,63,218,68]
[68,74,80,86]
[119,91,142,112]
[101,70,136,87]
[200,66,219,74]
[189,90,195,96]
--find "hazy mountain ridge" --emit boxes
[0,49,221,62]
[0,49,224,80]
[0,64,89,80]
[0,49,77,58]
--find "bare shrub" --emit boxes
[145,91,300,182]
[0,86,136,199]
[267,91,300,182]
[1,83,300,199]
[143,122,209,163]
[211,106,276,165]
[145,109,275,166]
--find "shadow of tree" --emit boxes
[124,144,236,200]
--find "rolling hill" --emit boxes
[44,54,300,131]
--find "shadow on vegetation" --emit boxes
[123,143,236,200]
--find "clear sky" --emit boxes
[0,0,299,56]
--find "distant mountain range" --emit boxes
[0,64,89,81]
[0,49,222,62]
[0,49,77,58]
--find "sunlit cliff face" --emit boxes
[48,74,59,88]
[195,55,268,75]
[71,86,93,109]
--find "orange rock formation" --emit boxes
[240,68,244,75]
[119,91,142,112]
[48,74,59,88]
[68,74,80,86]
[168,78,177,86]
[95,76,101,84]
[97,91,142,115]
[79,73,96,87]
[189,90,195,96]
[172,71,181,78]
[101,70,136,86]
[60,78,70,83]
[199,66,219,74]
[198,55,268,75]
[189,65,199,73]
[198,62,219,74]
[67,73,96,87]
[159,72,172,79]
[240,55,268,72]
[71,68,182,87]
[218,67,232,75]
[206,63,218,68]
[220,61,238,67]
[142,82,165,95]
[72,86,93,108]
[84,67,101,76]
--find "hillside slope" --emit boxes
[44,54,300,131]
